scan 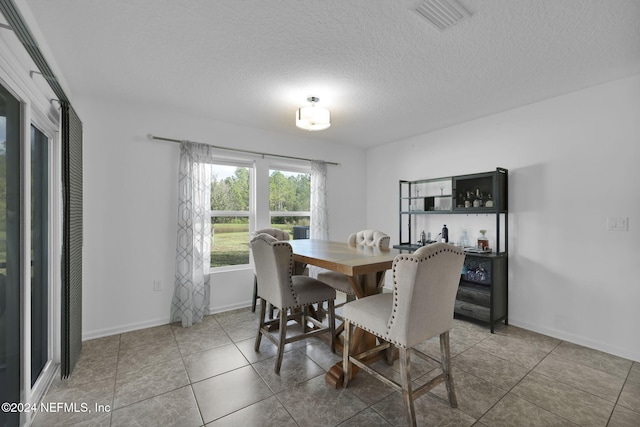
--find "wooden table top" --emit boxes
[287,239,401,276]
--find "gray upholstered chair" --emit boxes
[251,233,336,374]
[317,229,390,297]
[251,228,290,312]
[342,243,465,426]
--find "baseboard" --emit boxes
[509,318,640,363]
[209,301,253,314]
[82,317,171,341]
[82,303,256,341]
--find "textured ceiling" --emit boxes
[19,0,640,148]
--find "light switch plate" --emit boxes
[606,217,629,231]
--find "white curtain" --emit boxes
[310,160,329,240]
[172,141,214,327]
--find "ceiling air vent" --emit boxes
[413,0,471,31]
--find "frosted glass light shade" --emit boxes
[296,105,331,131]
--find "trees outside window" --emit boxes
[209,163,311,268]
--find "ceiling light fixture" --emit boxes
[296,96,331,131]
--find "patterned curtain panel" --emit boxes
[310,160,329,240]
[309,160,329,279]
[172,142,214,327]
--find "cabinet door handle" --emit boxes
[460,305,473,311]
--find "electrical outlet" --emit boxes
[153,280,162,291]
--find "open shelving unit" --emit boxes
[394,167,508,332]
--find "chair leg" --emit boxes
[302,306,307,333]
[399,347,417,427]
[254,298,266,351]
[327,299,336,353]
[274,308,288,374]
[342,319,351,388]
[440,331,458,408]
[251,275,258,312]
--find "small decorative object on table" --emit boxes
[477,229,489,250]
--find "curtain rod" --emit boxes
[147,134,339,166]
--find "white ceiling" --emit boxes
[19,0,640,148]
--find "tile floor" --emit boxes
[33,306,640,427]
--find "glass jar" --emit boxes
[477,230,489,250]
[459,228,470,248]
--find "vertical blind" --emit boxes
[61,103,83,378]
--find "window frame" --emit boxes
[208,159,254,271]
[268,164,311,223]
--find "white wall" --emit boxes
[367,74,640,362]
[77,98,367,339]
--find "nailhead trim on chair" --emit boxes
[254,237,331,309]
[371,244,465,347]
[274,241,299,304]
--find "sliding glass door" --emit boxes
[0,77,58,426]
[0,79,21,427]
[31,125,49,387]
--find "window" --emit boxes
[208,161,312,269]
[210,163,252,268]
[269,168,311,237]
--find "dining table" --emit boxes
[287,239,402,388]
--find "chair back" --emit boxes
[348,229,390,248]
[250,233,297,308]
[386,243,465,348]
[254,227,290,241]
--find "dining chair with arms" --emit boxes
[317,229,390,299]
[251,233,336,374]
[342,243,465,426]
[251,228,290,312]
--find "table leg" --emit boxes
[324,272,391,388]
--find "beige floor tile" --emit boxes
[192,365,273,424]
[252,349,326,394]
[183,343,249,382]
[277,375,368,427]
[113,356,189,409]
[534,354,625,402]
[206,395,297,426]
[495,325,561,352]
[372,391,476,426]
[33,377,115,427]
[479,393,577,426]
[618,379,640,413]
[551,341,633,379]
[62,351,119,388]
[343,369,397,406]
[119,325,176,350]
[627,362,640,383]
[430,368,507,420]
[512,371,614,426]
[453,347,530,390]
[337,407,392,426]
[36,315,637,427]
[116,340,182,374]
[82,335,121,358]
[474,333,551,369]
[174,322,234,356]
[607,405,640,427]
[110,385,202,427]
